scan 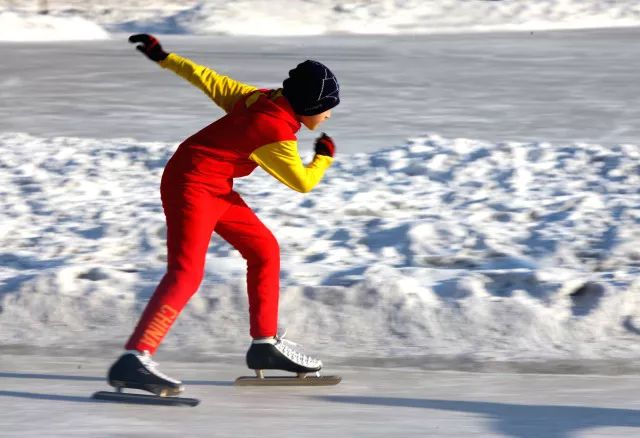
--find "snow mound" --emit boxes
[1,132,640,362]
[0,11,109,42]
[167,0,640,36]
[2,0,640,40]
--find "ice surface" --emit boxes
[2,31,639,153]
[1,354,640,437]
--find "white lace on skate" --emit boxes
[133,350,182,385]
[273,334,323,369]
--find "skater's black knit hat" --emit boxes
[282,60,340,116]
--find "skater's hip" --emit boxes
[161,150,235,198]
[163,143,253,185]
[160,177,238,207]
[161,172,234,197]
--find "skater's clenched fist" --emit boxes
[314,133,335,158]
[129,34,169,62]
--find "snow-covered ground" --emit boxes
[2,129,640,364]
[2,0,640,41]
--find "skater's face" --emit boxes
[299,109,332,131]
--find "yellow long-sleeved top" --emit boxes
[159,53,333,194]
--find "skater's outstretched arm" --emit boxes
[129,34,257,113]
[159,54,257,113]
[249,134,335,193]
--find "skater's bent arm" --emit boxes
[249,141,333,193]
[159,53,257,113]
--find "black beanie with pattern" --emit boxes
[282,60,340,116]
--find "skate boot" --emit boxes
[246,335,322,378]
[107,351,184,397]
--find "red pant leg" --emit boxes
[125,184,231,354]
[215,193,280,339]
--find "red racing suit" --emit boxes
[125,53,333,354]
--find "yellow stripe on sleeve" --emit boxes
[249,141,333,193]
[159,53,258,113]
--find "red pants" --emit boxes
[125,182,280,354]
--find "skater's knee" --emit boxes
[243,234,280,267]
[164,266,205,290]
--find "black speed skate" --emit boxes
[247,336,322,376]
[107,351,184,397]
[236,336,340,386]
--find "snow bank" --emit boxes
[1,132,639,362]
[169,0,640,36]
[1,0,640,41]
[0,11,109,42]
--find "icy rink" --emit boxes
[2,354,640,438]
[2,29,640,153]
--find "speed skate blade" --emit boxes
[92,391,199,407]
[234,375,342,386]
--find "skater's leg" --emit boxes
[215,193,323,375]
[125,185,230,354]
[214,193,280,339]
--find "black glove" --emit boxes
[129,34,169,62]
[314,133,335,158]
